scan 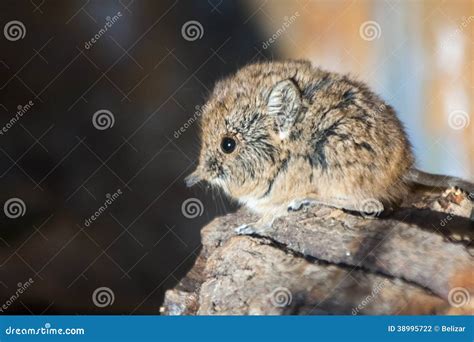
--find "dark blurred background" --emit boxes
[0,0,472,314]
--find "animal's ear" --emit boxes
[266,79,302,139]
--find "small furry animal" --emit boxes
[185,60,473,234]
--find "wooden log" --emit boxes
[161,186,473,315]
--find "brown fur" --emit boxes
[186,60,414,220]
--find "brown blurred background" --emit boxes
[0,0,472,314]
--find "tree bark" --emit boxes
[161,186,474,315]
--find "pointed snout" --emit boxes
[185,170,202,187]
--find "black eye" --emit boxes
[221,137,236,154]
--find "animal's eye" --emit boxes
[221,137,236,154]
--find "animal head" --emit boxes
[185,60,310,201]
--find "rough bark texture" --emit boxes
[161,186,474,315]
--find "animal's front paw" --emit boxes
[234,221,273,236]
[287,199,316,212]
[234,224,259,235]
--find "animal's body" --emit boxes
[185,60,473,232]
